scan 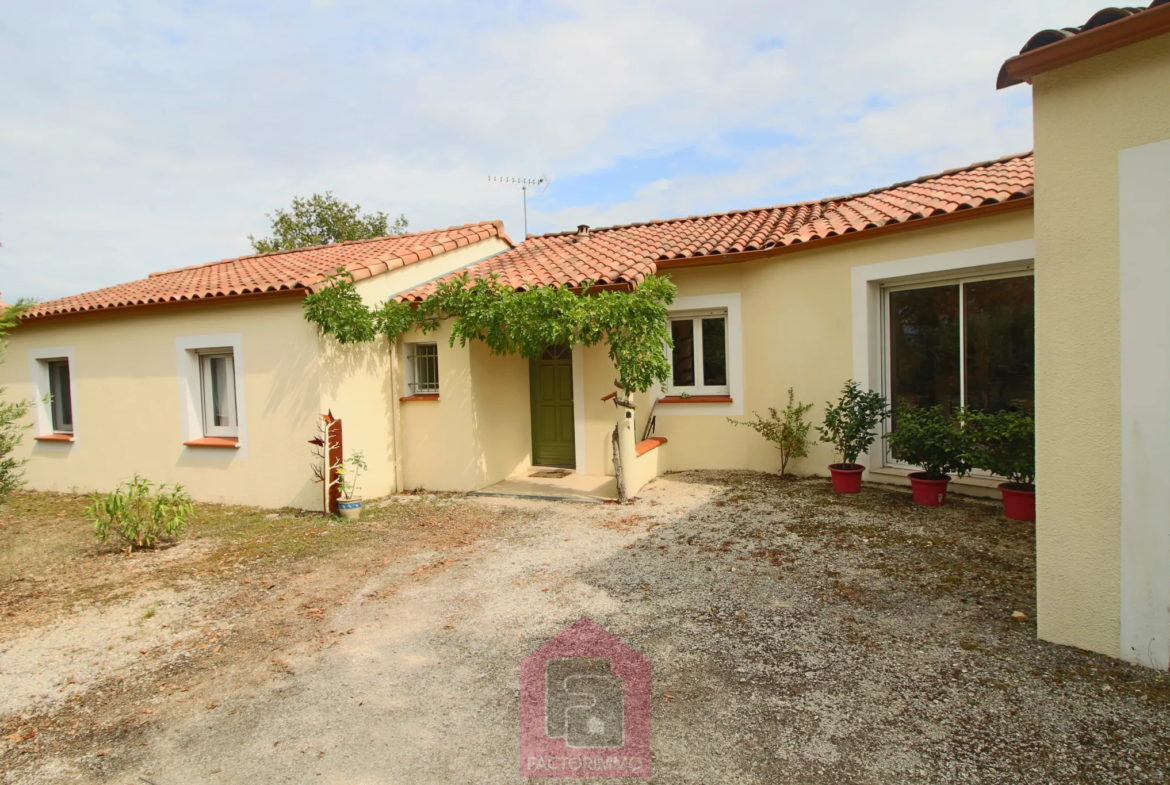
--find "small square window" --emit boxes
[406,343,439,394]
[199,351,238,437]
[47,359,73,433]
[668,312,729,395]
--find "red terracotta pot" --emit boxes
[999,483,1036,522]
[828,463,864,494]
[908,472,950,506]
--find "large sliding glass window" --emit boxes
[885,271,1034,421]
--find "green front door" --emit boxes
[530,345,575,467]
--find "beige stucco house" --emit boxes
[5,150,1036,506]
[2,222,514,510]
[4,3,1167,669]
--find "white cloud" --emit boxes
[0,0,1105,300]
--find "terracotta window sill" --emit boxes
[635,436,667,456]
[658,395,733,404]
[400,394,440,402]
[34,433,75,442]
[183,436,240,448]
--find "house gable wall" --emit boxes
[1031,31,1170,661]
[352,237,511,307]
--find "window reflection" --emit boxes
[671,320,695,387]
[889,284,961,414]
[964,277,1034,412]
[701,318,727,387]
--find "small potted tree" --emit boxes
[884,404,969,506]
[817,380,889,494]
[963,407,1035,521]
[336,450,368,519]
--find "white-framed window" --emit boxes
[852,240,1035,470]
[176,333,247,455]
[667,309,729,396]
[882,270,1034,414]
[47,359,74,433]
[405,342,439,394]
[881,269,1034,465]
[28,346,79,443]
[198,351,238,437]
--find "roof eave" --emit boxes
[656,195,1034,271]
[19,286,309,326]
[998,4,1170,89]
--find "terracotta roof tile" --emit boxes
[397,153,1034,303]
[25,221,511,321]
[1016,4,1164,54]
[998,3,1170,88]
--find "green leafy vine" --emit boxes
[302,269,677,395]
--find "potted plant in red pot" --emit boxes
[962,407,1035,522]
[884,405,969,506]
[816,380,889,494]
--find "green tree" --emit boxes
[249,192,408,254]
[0,301,33,501]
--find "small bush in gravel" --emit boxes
[727,388,813,476]
[87,475,194,551]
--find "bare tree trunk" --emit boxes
[612,424,628,503]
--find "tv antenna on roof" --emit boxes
[488,175,548,238]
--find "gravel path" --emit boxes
[12,471,1170,783]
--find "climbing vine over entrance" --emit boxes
[303,269,677,397]
[303,269,676,502]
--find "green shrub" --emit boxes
[87,475,194,551]
[727,388,814,476]
[0,301,33,502]
[0,395,30,501]
[962,407,1035,489]
[816,380,889,466]
[884,405,969,481]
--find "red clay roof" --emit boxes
[397,153,1034,302]
[998,2,1170,88]
[24,221,511,321]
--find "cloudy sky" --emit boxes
[1,1,1102,302]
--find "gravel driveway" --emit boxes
[18,471,1170,784]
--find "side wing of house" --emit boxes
[652,208,1035,486]
[4,296,325,509]
[1025,24,1170,664]
[6,222,513,509]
